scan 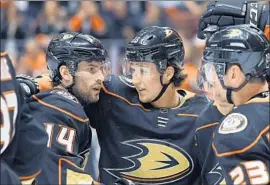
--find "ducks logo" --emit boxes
[105,139,194,184]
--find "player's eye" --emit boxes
[140,68,149,75]
[87,67,99,74]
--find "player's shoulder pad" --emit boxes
[195,102,223,129]
[213,103,270,157]
[181,90,209,115]
[102,74,137,101]
[29,89,88,123]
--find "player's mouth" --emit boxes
[138,88,146,92]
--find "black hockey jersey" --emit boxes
[1,52,47,184]
[195,103,227,185]
[85,75,208,185]
[0,160,21,185]
[213,93,270,185]
[28,89,93,185]
[0,52,20,155]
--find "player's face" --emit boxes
[72,61,105,105]
[201,63,227,104]
[130,62,163,103]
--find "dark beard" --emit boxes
[72,85,94,106]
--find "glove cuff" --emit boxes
[245,2,263,28]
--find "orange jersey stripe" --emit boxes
[102,85,151,112]
[19,170,41,180]
[177,113,199,118]
[195,122,219,132]
[213,125,270,157]
[32,95,89,123]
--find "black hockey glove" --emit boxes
[197,0,264,39]
[16,75,39,97]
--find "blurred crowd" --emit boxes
[1,1,208,92]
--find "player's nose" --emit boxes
[97,69,105,82]
[132,74,141,85]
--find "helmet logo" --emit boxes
[131,37,140,44]
[62,33,74,40]
[224,29,243,38]
[164,29,173,37]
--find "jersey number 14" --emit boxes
[44,123,76,153]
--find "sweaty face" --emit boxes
[130,62,163,103]
[72,61,105,105]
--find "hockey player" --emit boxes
[87,26,208,185]
[24,32,134,185]
[199,24,270,184]
[1,52,48,185]
[195,1,270,184]
[18,26,208,184]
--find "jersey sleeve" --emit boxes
[212,106,270,185]
[1,52,21,154]
[9,104,48,180]
[1,52,47,182]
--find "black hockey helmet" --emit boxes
[125,26,185,72]
[46,32,109,85]
[198,24,270,103]
[123,26,185,102]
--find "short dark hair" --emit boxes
[168,58,187,87]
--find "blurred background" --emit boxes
[1,0,208,92]
[1,1,210,179]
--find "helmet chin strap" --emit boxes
[151,75,171,102]
[226,88,234,104]
[225,75,251,105]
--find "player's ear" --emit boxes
[59,65,73,85]
[163,66,174,84]
[224,65,245,88]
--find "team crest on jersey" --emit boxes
[219,113,248,134]
[105,139,193,184]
